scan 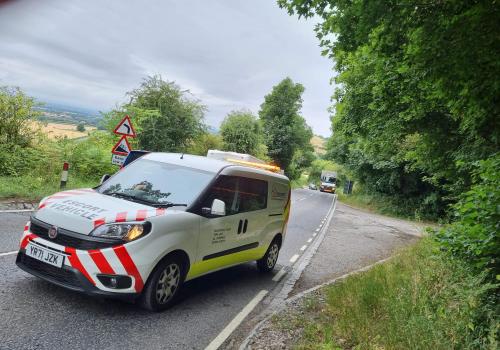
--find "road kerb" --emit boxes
[238,194,338,350]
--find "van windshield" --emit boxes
[325,177,336,184]
[98,159,215,207]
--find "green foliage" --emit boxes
[279,0,500,220]
[187,132,223,156]
[0,86,41,147]
[435,154,500,279]
[102,76,206,152]
[76,121,85,132]
[57,132,116,180]
[220,110,261,155]
[259,77,313,177]
[0,175,98,200]
[0,87,116,200]
[277,239,498,349]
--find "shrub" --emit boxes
[435,154,500,280]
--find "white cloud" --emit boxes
[0,0,334,136]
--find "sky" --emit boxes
[0,0,334,136]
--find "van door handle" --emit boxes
[237,220,243,234]
[243,219,248,233]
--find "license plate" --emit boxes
[25,243,64,268]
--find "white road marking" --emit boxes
[272,268,287,282]
[205,290,268,350]
[307,238,312,243]
[289,254,300,263]
[315,228,320,232]
[0,209,35,213]
[313,233,317,237]
[300,245,307,251]
[0,250,17,257]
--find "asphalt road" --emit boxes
[0,189,334,350]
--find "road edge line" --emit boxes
[0,250,18,257]
[205,290,268,350]
[238,194,338,350]
[0,209,35,213]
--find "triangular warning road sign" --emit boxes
[113,115,136,137]
[112,135,132,156]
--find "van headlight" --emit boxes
[90,222,151,242]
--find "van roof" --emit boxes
[142,152,289,181]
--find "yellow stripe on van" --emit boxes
[186,246,267,279]
[282,186,291,234]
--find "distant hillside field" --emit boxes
[311,135,326,155]
[31,121,96,139]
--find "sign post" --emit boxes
[111,115,136,166]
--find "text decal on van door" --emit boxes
[212,227,230,244]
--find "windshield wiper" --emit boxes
[153,202,188,208]
[105,192,159,206]
[104,192,187,208]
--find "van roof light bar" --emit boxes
[225,158,281,173]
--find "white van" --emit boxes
[16,153,290,311]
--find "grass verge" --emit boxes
[0,175,98,201]
[273,238,498,349]
[336,191,436,223]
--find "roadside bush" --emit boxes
[292,239,498,349]
[58,132,116,180]
[0,130,118,200]
[435,154,500,280]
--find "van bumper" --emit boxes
[16,250,139,301]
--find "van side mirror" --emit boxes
[202,199,226,217]
[211,199,226,216]
[100,174,111,185]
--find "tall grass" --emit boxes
[292,239,498,349]
[0,175,98,201]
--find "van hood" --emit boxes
[34,189,168,235]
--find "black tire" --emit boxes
[257,239,280,273]
[139,255,186,312]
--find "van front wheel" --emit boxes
[257,240,280,273]
[139,255,186,312]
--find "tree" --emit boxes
[279,0,500,219]
[187,132,223,156]
[76,121,86,132]
[220,110,261,155]
[103,76,206,152]
[0,86,40,147]
[259,77,313,176]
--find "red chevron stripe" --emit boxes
[65,247,95,285]
[93,218,105,228]
[113,245,144,292]
[20,233,37,249]
[115,212,127,222]
[88,250,115,274]
[135,209,148,221]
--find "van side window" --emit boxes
[202,175,239,216]
[238,177,268,212]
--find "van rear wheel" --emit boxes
[139,255,186,312]
[257,240,280,273]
